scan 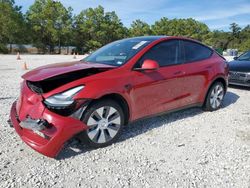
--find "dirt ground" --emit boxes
[0,55,249,188]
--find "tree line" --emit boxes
[0,0,250,54]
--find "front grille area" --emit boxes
[27,81,43,94]
[229,71,250,86]
[229,71,246,80]
[229,79,245,84]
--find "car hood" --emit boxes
[22,61,116,81]
[229,60,250,72]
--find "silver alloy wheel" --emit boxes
[86,106,121,143]
[210,84,224,109]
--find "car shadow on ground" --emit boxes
[57,91,239,160]
[221,91,240,108]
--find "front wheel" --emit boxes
[79,99,124,148]
[203,82,225,111]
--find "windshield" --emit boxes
[83,38,153,66]
[237,51,250,61]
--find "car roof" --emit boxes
[132,36,166,39]
[121,36,209,47]
[125,36,201,42]
[124,36,167,42]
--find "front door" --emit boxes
[130,39,188,120]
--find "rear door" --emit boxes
[178,40,214,105]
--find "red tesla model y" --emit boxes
[9,36,229,157]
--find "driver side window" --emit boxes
[136,40,181,68]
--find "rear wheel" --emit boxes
[79,99,124,148]
[203,82,225,111]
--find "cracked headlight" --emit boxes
[44,86,84,107]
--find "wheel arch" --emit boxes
[212,77,227,90]
[203,76,227,105]
[89,93,130,125]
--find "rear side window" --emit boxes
[183,40,212,63]
[137,40,181,67]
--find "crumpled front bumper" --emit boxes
[10,101,88,158]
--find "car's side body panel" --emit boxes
[129,64,188,120]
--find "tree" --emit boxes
[229,23,241,49]
[230,23,241,39]
[129,19,151,37]
[208,30,232,50]
[151,17,169,35]
[73,6,127,53]
[0,0,28,53]
[151,17,210,43]
[238,25,250,51]
[2,0,250,54]
[26,0,72,53]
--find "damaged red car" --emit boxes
[9,36,228,157]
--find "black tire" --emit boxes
[78,99,125,148]
[203,81,225,111]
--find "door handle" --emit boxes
[174,71,183,75]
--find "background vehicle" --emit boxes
[9,36,228,157]
[228,51,250,87]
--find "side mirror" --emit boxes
[233,56,238,60]
[134,59,159,71]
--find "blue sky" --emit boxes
[16,0,250,31]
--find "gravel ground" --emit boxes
[0,55,249,188]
